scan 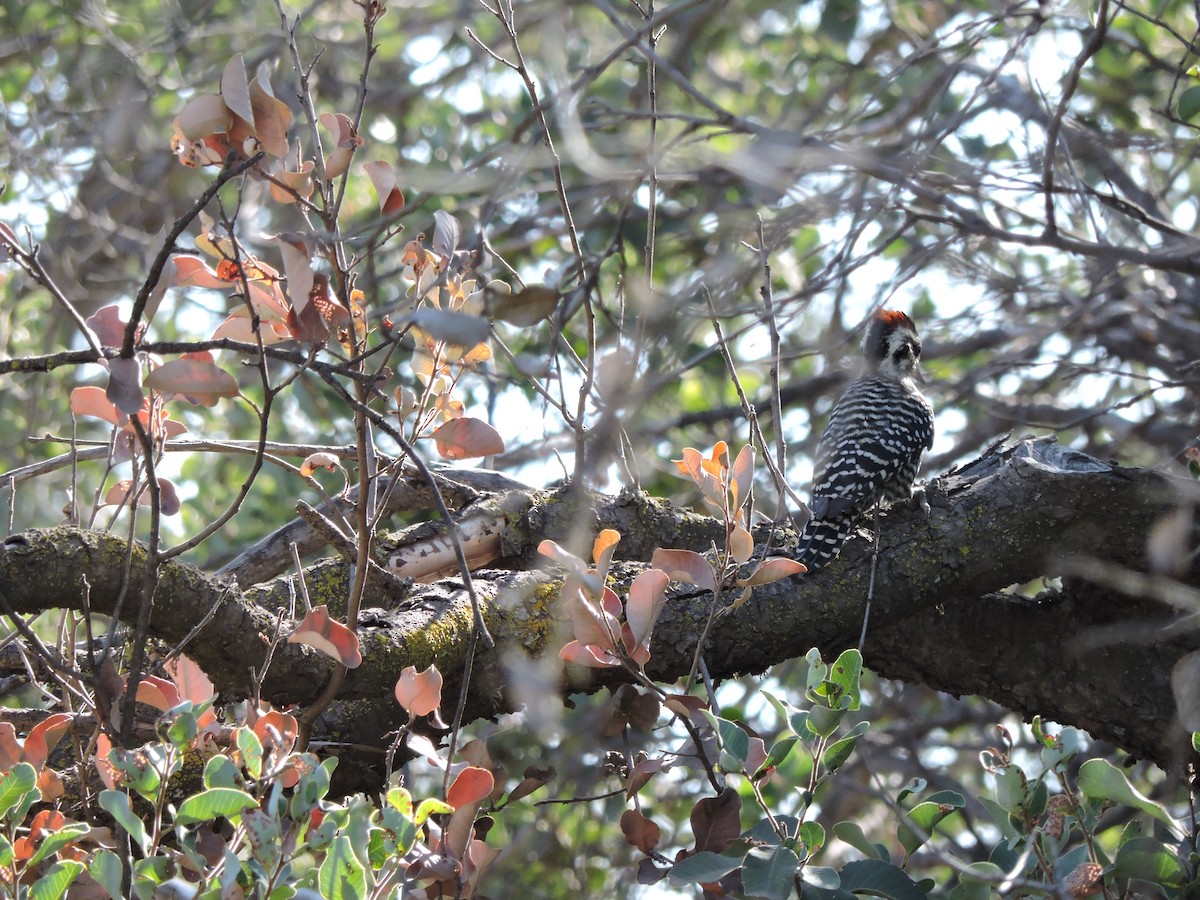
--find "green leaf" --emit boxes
[28,859,85,900]
[237,727,264,780]
[948,861,1005,900]
[668,850,742,884]
[26,822,91,867]
[758,735,798,775]
[838,858,928,900]
[1179,85,1200,121]
[98,790,151,856]
[743,844,800,900]
[702,713,750,768]
[823,722,869,772]
[88,849,125,899]
[203,755,241,789]
[834,821,885,860]
[1112,836,1185,887]
[806,703,846,738]
[828,648,863,709]
[174,787,259,825]
[898,800,960,859]
[413,797,453,826]
[0,762,38,821]
[798,821,826,856]
[1077,759,1181,836]
[319,834,368,900]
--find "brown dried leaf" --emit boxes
[175,94,232,141]
[620,809,662,854]
[299,452,341,477]
[220,54,255,128]
[249,63,292,158]
[363,160,405,215]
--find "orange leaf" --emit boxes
[446,765,495,810]
[253,710,299,755]
[430,417,505,460]
[394,664,444,716]
[135,674,181,712]
[300,452,341,477]
[729,523,754,564]
[737,556,807,585]
[70,385,124,426]
[0,722,20,771]
[21,712,72,771]
[287,605,363,668]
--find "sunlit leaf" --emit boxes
[430,416,505,460]
[364,159,405,215]
[394,664,443,716]
[319,112,364,179]
[220,54,255,129]
[446,765,494,809]
[249,63,292,158]
[287,605,363,668]
[432,209,461,260]
[175,94,231,141]
[650,548,717,593]
[145,358,239,406]
[736,557,807,586]
[300,452,341,477]
[410,308,490,347]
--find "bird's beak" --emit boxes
[913,365,926,385]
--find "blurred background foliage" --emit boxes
[1,0,1197,893]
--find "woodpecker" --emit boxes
[795,309,935,570]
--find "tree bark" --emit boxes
[0,437,1194,788]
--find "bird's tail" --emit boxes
[795,516,858,571]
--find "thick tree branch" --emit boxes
[0,438,1194,785]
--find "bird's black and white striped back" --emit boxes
[796,310,934,571]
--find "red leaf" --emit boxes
[135,674,181,711]
[394,664,444,716]
[650,548,717,593]
[145,358,239,406]
[446,766,495,809]
[248,63,292,158]
[430,417,504,460]
[102,478,181,516]
[620,809,662,854]
[287,605,363,668]
[85,305,132,348]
